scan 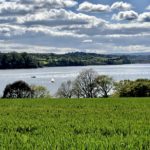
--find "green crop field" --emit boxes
[0,98,150,150]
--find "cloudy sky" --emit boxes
[0,0,150,54]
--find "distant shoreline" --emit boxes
[0,52,150,69]
[0,63,150,70]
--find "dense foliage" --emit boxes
[115,79,150,97]
[0,98,149,149]
[57,69,150,98]
[0,52,150,69]
[45,52,131,66]
[31,85,51,98]
[0,52,41,69]
[2,81,50,99]
[3,81,33,98]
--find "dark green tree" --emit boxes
[3,81,33,98]
[115,79,150,97]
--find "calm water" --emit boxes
[0,64,150,96]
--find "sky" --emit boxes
[0,0,150,54]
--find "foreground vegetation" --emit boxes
[0,98,150,149]
[56,69,150,98]
[2,69,150,99]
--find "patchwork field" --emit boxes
[0,98,150,150]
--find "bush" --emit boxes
[31,85,51,98]
[3,80,33,98]
[115,79,150,97]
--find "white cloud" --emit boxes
[78,1,133,13]
[112,11,150,23]
[110,45,150,53]
[0,24,87,39]
[78,1,110,12]
[0,0,149,54]
[0,24,26,37]
[69,21,150,38]
[104,33,150,38]
[105,22,150,34]
[138,12,150,22]
[2,40,150,54]
[17,9,106,27]
[0,0,78,16]
[82,39,93,43]
[0,41,77,53]
[0,2,33,15]
[28,26,87,38]
[112,11,138,21]
[19,0,78,8]
[111,2,132,10]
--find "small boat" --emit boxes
[51,78,55,83]
[31,76,36,78]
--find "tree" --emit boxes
[72,81,81,98]
[95,75,114,98]
[0,52,41,69]
[3,80,33,98]
[31,85,51,98]
[114,79,150,97]
[114,80,131,97]
[73,69,98,98]
[56,80,73,98]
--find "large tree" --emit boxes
[73,69,98,98]
[3,80,33,98]
[95,75,114,98]
[56,80,73,98]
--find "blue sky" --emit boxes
[0,0,150,54]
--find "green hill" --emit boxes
[0,52,150,69]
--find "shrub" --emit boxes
[3,80,33,98]
[115,79,150,97]
[31,85,51,98]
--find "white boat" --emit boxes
[51,78,55,83]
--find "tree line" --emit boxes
[56,69,150,98]
[0,52,41,69]
[1,69,150,99]
[0,52,150,69]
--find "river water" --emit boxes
[0,64,150,96]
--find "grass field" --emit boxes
[0,98,150,150]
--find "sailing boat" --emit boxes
[51,78,55,83]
